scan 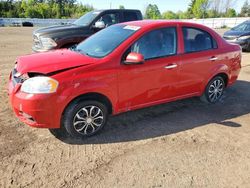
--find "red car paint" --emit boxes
[8,21,241,129]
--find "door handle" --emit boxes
[209,57,218,61]
[165,64,178,69]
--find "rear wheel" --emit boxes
[201,76,225,103]
[62,100,108,138]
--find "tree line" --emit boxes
[0,0,250,19]
[146,0,250,19]
[0,0,93,18]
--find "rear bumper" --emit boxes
[228,57,242,87]
[225,40,249,50]
[228,69,241,87]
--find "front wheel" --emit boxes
[246,42,250,52]
[62,100,108,138]
[201,76,225,103]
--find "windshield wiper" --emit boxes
[73,48,91,57]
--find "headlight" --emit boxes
[21,77,59,94]
[40,37,57,48]
[238,35,250,40]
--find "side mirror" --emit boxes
[94,21,105,29]
[124,52,144,65]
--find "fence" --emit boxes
[0,17,249,28]
[183,17,250,28]
[0,18,76,27]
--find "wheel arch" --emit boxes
[62,92,113,116]
[213,72,229,87]
[201,71,229,95]
[206,63,230,87]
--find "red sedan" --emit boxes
[8,21,241,138]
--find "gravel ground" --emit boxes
[0,27,250,188]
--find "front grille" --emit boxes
[33,34,42,48]
[12,68,24,87]
[223,35,237,41]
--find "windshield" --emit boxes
[232,22,250,31]
[73,11,100,26]
[74,25,141,58]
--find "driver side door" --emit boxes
[117,26,180,112]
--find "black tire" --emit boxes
[200,76,225,104]
[62,100,108,138]
[22,21,33,27]
[246,43,250,52]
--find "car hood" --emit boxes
[34,24,87,36]
[16,49,98,75]
[224,29,250,37]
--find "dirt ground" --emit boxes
[0,27,250,188]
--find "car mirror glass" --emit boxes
[124,52,144,65]
[94,21,105,29]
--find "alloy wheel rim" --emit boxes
[208,79,224,102]
[73,105,104,135]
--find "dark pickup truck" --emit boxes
[32,9,143,52]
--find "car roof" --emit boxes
[120,20,201,27]
[96,9,141,12]
[119,20,217,33]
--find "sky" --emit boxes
[79,0,247,14]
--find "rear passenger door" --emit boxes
[177,26,220,96]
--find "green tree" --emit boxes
[192,0,210,18]
[145,4,161,19]
[72,4,94,18]
[207,9,218,18]
[162,11,177,19]
[0,0,18,17]
[51,3,59,18]
[37,3,49,18]
[176,10,189,19]
[226,8,236,17]
[187,0,196,18]
[240,0,250,17]
[119,5,125,9]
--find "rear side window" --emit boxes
[123,12,138,22]
[182,27,217,53]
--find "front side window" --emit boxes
[183,27,217,53]
[129,27,177,60]
[99,13,119,27]
[75,25,140,58]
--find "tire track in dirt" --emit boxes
[60,141,151,188]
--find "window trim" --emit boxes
[122,26,178,63]
[182,26,218,54]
